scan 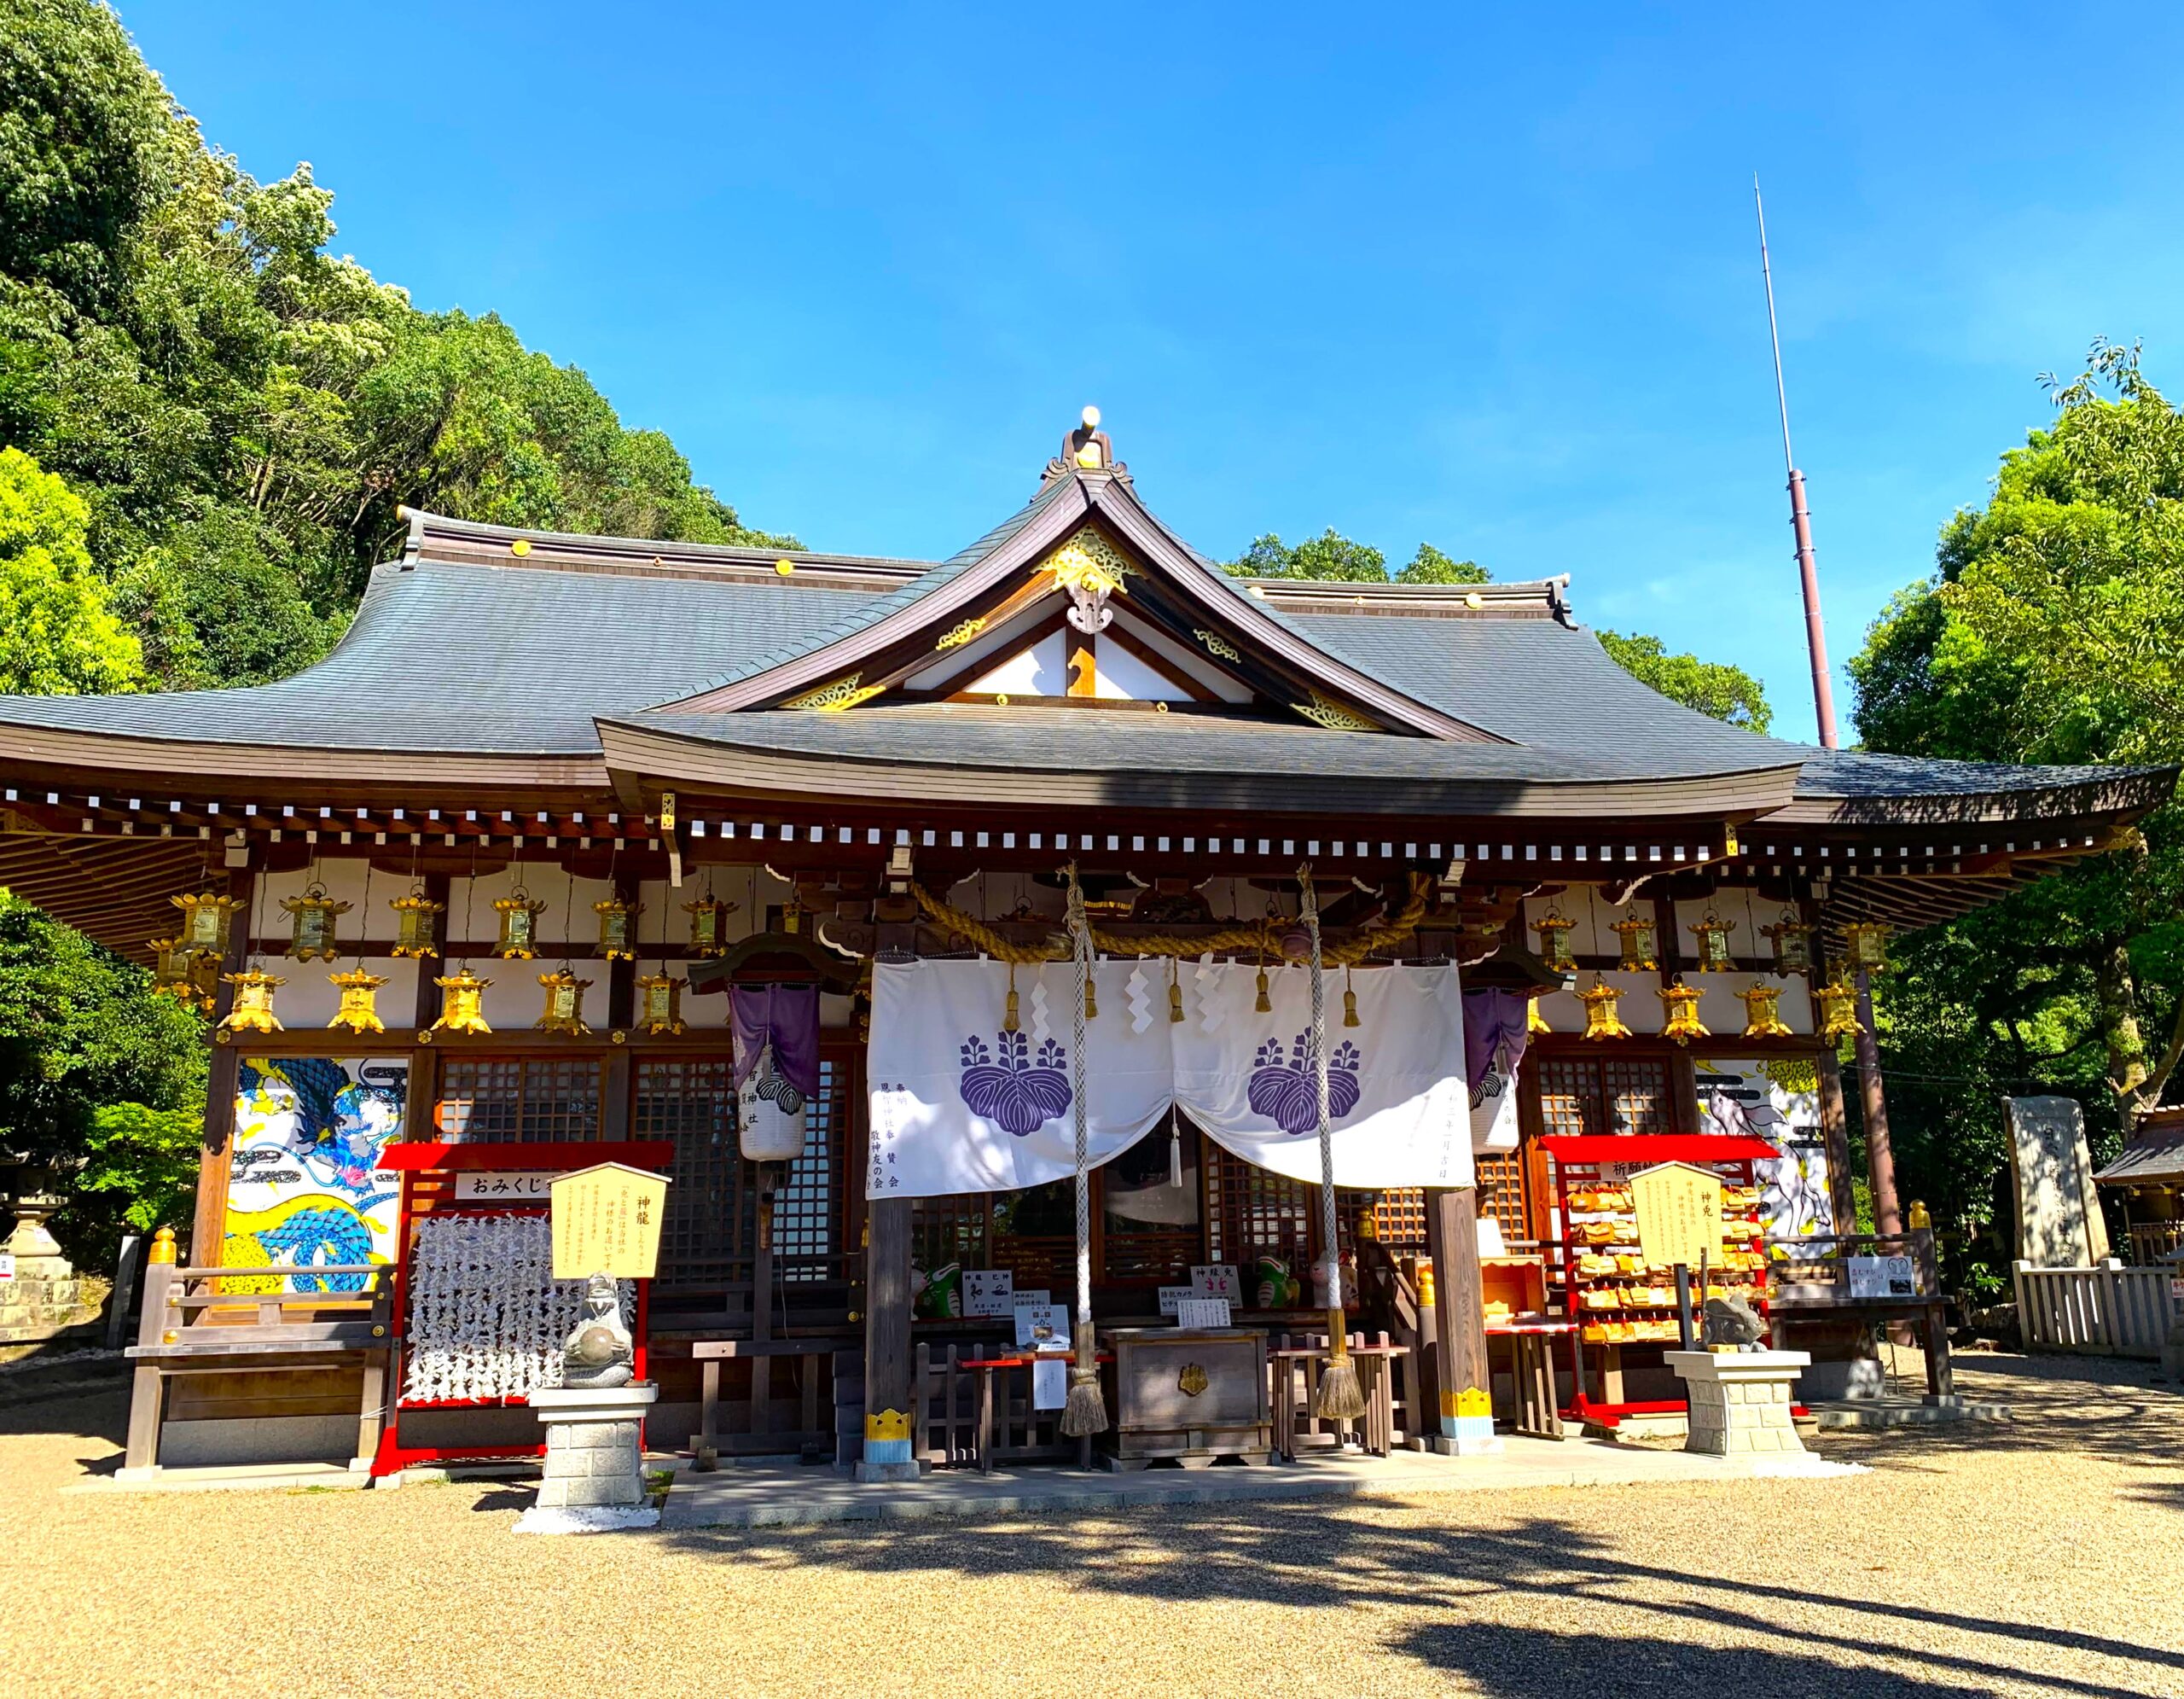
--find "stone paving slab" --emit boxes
[660,1436,1865,1529]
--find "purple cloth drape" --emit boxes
[1462,989,1530,1091]
[730,983,822,1100]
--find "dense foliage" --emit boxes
[1594,630,1773,733]
[1848,339,2184,1283]
[0,0,794,693]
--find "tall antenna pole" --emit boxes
[1756,177,1839,749]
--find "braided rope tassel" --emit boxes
[1304,864,1367,1421]
[1060,863,1108,1437]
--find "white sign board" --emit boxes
[961,1268,1015,1318]
[1009,1288,1049,1311]
[453,1172,556,1202]
[1157,1284,1194,1317]
[1176,1298,1233,1329]
[1190,1264,1241,1302]
[1847,1254,1916,1300]
[1032,1357,1068,1410]
[1014,1304,1070,1353]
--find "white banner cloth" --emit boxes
[866,957,1472,1199]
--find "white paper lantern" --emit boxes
[737,1038,808,1162]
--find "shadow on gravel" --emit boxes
[665,1505,2180,1697]
[1397,1621,2023,1699]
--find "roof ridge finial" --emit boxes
[1046,405,1126,485]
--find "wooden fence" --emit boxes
[2013,1260,2180,1359]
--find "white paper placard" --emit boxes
[1014,1304,1070,1352]
[0,1253,14,1282]
[962,1268,1015,1318]
[1190,1265,1240,1301]
[1157,1284,1194,1317]
[1846,1254,1916,1299]
[1032,1356,1067,1409]
[1176,1298,1232,1329]
[1009,1289,1050,1311]
[453,1172,556,1202]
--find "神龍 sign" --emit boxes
[1631,1161,1724,1271]
[549,1162,668,1279]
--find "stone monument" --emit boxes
[517,1275,659,1533]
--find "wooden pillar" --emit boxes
[189,868,255,1265]
[1424,1187,1499,1453]
[1854,969,1902,1236]
[1815,1050,1860,1236]
[858,1195,917,1480]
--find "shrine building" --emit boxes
[0,411,2165,1478]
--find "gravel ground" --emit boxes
[6,1350,2181,1699]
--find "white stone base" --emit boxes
[514,1504,661,1534]
[1665,1349,1810,1458]
[1429,1434,1506,1457]
[531,1383,657,1513]
[855,1458,922,1484]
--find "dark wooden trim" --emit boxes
[190,866,254,1263]
[1426,1188,1489,1427]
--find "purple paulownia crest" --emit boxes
[1249,1032,1362,1135]
[958,1031,1072,1136]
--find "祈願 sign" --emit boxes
[1632,1161,1723,1271]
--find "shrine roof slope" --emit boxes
[0,556,886,755]
[596,705,1805,818]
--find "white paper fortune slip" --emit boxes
[1175,1298,1233,1329]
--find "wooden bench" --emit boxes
[121,1231,395,1476]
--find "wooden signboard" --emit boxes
[549,1161,669,1279]
[1631,1161,1722,1271]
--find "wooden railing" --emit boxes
[2015,1261,2179,1359]
[2124,1222,2184,1267]
[1766,1230,1940,1307]
[123,1230,396,1475]
[687,1337,856,1466]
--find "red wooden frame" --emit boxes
[370,1139,674,1475]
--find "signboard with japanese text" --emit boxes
[1632,1161,1723,1271]
[549,1162,668,1279]
[962,1268,1015,1318]
[1009,1288,1050,1312]
[1847,1254,1917,1299]
[454,1172,556,1204]
[1175,1298,1233,1329]
[1157,1284,1194,1317]
[1190,1265,1241,1302]
[1014,1304,1070,1352]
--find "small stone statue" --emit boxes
[561,1271,634,1388]
[1702,1291,1768,1352]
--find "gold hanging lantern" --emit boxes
[189,954,221,1014]
[1580,978,1631,1041]
[430,969,492,1036]
[328,969,390,1034]
[1527,994,1552,1036]
[1844,922,1890,973]
[1610,914,1658,972]
[171,891,246,958]
[148,938,198,1004]
[1530,906,1577,974]
[682,893,738,957]
[390,887,444,958]
[1687,910,1737,973]
[1759,911,1815,976]
[1737,982,1792,1039]
[281,882,351,963]
[635,972,686,1036]
[1816,968,1862,1041]
[594,895,642,961]
[493,887,547,958]
[1658,980,1707,1044]
[536,969,593,1035]
[218,969,285,1034]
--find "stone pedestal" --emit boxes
[517,1384,659,1533]
[1665,1349,1811,1458]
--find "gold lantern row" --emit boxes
[281,882,352,962]
[594,896,642,961]
[493,889,547,957]
[636,973,687,1036]
[391,887,445,958]
[1658,980,1707,1044]
[218,969,285,1034]
[1609,915,1657,972]
[1687,911,1737,973]
[431,969,493,1036]
[329,969,390,1034]
[171,891,247,958]
[1760,911,1815,975]
[150,939,222,1012]
[683,893,738,957]
[536,969,593,1036]
[1844,922,1890,973]
[1580,979,1631,1040]
[1817,969,1864,1041]
[1737,982,1792,1039]
[1530,906,1576,975]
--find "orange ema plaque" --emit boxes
[549,1162,670,1279]
[1630,1161,1724,1271]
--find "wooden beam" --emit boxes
[858,1196,915,1481]
[1425,1187,1496,1452]
[189,867,254,1265]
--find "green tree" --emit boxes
[1847,339,2184,1275]
[1595,629,1773,732]
[1396,542,1490,584]
[1228,528,1387,580]
[0,443,141,692]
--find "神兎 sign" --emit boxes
[549,1162,668,1279]
[1631,1161,1723,1271]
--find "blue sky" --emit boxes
[119,2,2184,744]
